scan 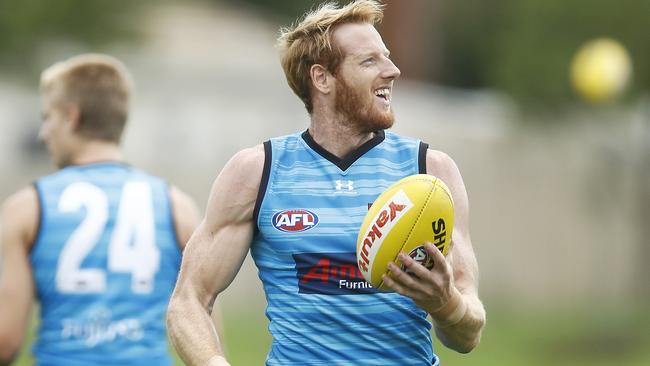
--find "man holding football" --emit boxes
[167,1,486,365]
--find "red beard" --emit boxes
[334,76,394,133]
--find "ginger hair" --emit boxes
[277,0,385,113]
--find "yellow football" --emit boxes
[356,174,454,290]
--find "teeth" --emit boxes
[374,88,390,97]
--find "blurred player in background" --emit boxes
[167,1,485,365]
[0,54,200,365]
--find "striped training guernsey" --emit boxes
[252,130,439,365]
[31,162,181,366]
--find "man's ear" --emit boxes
[64,103,81,132]
[310,64,333,95]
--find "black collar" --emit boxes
[301,129,385,171]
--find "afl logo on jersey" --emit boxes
[272,209,319,232]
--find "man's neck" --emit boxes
[308,114,376,159]
[69,140,123,166]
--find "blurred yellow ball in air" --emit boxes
[570,38,632,103]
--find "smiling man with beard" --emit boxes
[167,1,486,365]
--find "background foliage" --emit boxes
[2,0,648,105]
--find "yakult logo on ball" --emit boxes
[357,190,413,278]
[272,209,319,232]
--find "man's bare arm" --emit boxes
[0,187,38,363]
[382,149,486,353]
[426,150,486,352]
[170,186,229,351]
[167,145,264,366]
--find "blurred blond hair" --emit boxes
[277,0,384,114]
[40,53,132,143]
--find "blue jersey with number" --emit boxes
[252,130,439,365]
[30,162,181,366]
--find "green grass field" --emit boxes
[13,306,650,365]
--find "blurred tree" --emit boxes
[438,0,650,106]
[0,0,145,79]
[220,0,313,20]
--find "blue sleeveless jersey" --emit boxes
[31,162,181,366]
[252,130,439,365]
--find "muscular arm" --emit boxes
[170,185,228,350]
[167,145,264,366]
[425,150,486,352]
[0,187,38,364]
[382,150,486,353]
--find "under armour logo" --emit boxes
[335,180,354,191]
